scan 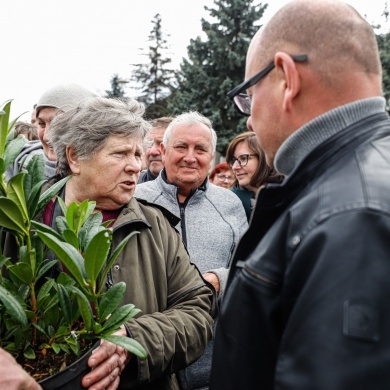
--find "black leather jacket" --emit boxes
[211,112,390,390]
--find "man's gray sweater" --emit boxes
[135,170,248,296]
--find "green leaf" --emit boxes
[0,100,12,156]
[37,278,56,306]
[101,304,138,334]
[98,282,126,321]
[8,262,33,285]
[35,230,87,289]
[65,202,78,231]
[101,334,147,360]
[7,173,29,220]
[34,176,70,218]
[99,231,139,293]
[31,220,63,241]
[36,259,58,282]
[63,229,80,249]
[3,136,27,171]
[84,229,112,288]
[24,153,45,194]
[52,343,61,354]
[23,346,36,360]
[57,284,72,326]
[65,285,93,331]
[0,197,29,235]
[0,285,27,326]
[72,199,91,233]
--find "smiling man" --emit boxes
[136,111,247,294]
[135,111,247,389]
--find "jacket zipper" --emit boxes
[237,261,279,287]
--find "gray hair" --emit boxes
[163,111,217,154]
[49,97,151,177]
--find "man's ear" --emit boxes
[274,52,302,112]
[66,146,80,175]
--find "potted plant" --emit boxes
[0,100,147,388]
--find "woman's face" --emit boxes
[37,107,60,161]
[231,140,259,191]
[210,169,234,189]
[68,134,143,210]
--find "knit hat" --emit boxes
[35,83,97,116]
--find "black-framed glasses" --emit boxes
[227,54,308,116]
[229,154,257,168]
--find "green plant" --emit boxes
[0,100,147,378]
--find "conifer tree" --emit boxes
[105,74,126,98]
[131,13,176,118]
[168,0,267,154]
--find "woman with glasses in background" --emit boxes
[226,131,283,221]
[209,162,234,189]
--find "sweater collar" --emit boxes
[161,168,208,192]
[274,97,386,176]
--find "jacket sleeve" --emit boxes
[122,216,214,387]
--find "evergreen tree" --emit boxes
[131,13,176,118]
[105,74,126,98]
[375,2,390,109]
[168,0,267,154]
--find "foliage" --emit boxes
[105,74,127,99]
[374,2,390,109]
[130,13,177,119]
[0,101,147,375]
[168,0,267,155]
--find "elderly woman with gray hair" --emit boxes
[45,97,214,390]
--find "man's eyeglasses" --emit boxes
[216,174,234,181]
[229,154,257,168]
[227,54,308,116]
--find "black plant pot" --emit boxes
[38,341,99,390]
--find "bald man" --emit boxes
[211,1,390,389]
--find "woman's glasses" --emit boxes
[216,174,234,181]
[229,154,257,167]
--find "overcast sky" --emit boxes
[0,0,387,122]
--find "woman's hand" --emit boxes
[81,326,130,390]
[0,347,42,390]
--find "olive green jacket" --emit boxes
[110,197,214,389]
[3,181,214,390]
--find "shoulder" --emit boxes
[136,198,180,227]
[206,183,245,205]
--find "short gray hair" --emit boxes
[163,111,217,153]
[49,97,151,177]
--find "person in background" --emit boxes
[211,0,390,389]
[0,348,42,390]
[30,104,38,128]
[135,111,247,296]
[138,116,173,183]
[226,131,283,220]
[45,97,214,390]
[209,162,234,189]
[35,83,97,163]
[135,111,247,390]
[5,84,97,182]
[13,121,39,141]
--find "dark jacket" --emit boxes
[137,169,157,184]
[211,112,390,390]
[230,185,255,221]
